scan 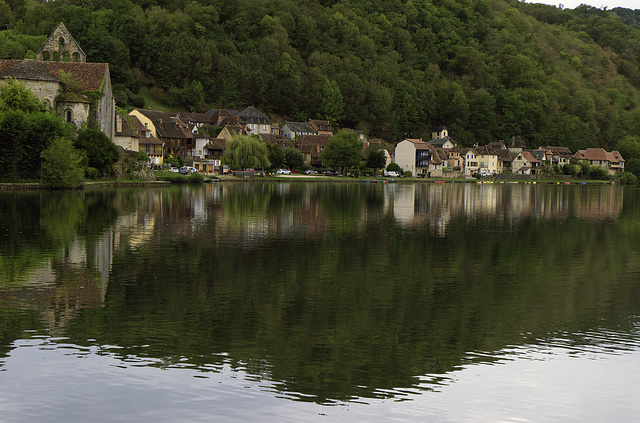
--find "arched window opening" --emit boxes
[62,52,70,62]
[72,52,80,62]
[59,37,65,50]
[42,51,50,61]
[65,109,73,124]
[53,51,60,61]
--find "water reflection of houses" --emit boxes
[5,201,159,334]
[387,184,623,235]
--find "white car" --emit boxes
[276,169,291,175]
[384,170,399,177]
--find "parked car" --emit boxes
[179,166,198,175]
[480,171,492,177]
[384,170,399,177]
[276,169,291,175]
[322,170,336,175]
[304,169,318,175]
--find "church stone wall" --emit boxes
[36,23,86,63]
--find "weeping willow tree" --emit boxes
[224,135,270,170]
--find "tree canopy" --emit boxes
[3,1,640,148]
[321,130,364,171]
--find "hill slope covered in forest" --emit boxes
[1,0,640,150]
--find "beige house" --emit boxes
[129,109,193,158]
[113,111,139,152]
[545,146,573,166]
[574,148,625,175]
[474,144,501,175]
[461,147,479,177]
[395,139,443,177]
[239,106,271,135]
[130,115,164,165]
[216,125,248,141]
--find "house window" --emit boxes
[65,109,73,123]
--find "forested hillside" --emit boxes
[2,0,640,150]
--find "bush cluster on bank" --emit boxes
[154,171,204,184]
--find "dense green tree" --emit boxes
[625,158,640,179]
[615,136,640,162]
[284,147,304,170]
[74,128,120,176]
[41,136,85,188]
[321,130,363,172]
[386,162,403,174]
[3,0,640,147]
[320,79,344,128]
[365,149,386,176]
[266,143,285,170]
[0,110,26,182]
[224,135,270,170]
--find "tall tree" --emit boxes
[366,149,386,176]
[321,79,344,128]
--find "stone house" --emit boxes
[113,111,139,152]
[296,135,332,168]
[545,146,573,166]
[0,22,115,140]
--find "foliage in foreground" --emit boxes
[154,171,204,183]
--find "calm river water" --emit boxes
[1,182,640,422]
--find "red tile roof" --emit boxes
[0,60,109,92]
